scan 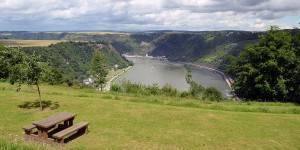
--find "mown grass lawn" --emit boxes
[0,82,299,149]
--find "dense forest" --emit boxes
[21,41,130,79]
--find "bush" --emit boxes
[180,91,190,98]
[202,87,223,101]
[146,83,160,95]
[111,84,124,92]
[161,84,178,97]
[189,81,205,98]
[121,80,145,95]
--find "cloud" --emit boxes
[0,0,299,31]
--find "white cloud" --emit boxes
[0,0,299,31]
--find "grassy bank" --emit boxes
[0,82,299,149]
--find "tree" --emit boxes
[185,68,205,98]
[7,50,47,110]
[185,66,193,84]
[227,26,300,102]
[0,46,24,79]
[90,49,108,91]
[43,67,63,85]
[26,52,46,110]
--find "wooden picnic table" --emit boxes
[33,112,76,140]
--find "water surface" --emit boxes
[116,57,230,95]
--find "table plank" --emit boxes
[33,112,76,128]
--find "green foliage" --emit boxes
[116,80,162,95]
[180,91,189,98]
[0,46,25,80]
[8,63,27,90]
[110,84,124,92]
[147,83,160,95]
[6,50,48,110]
[120,80,146,95]
[26,52,45,85]
[185,67,192,84]
[90,49,108,91]
[113,80,224,101]
[66,73,74,87]
[185,67,224,100]
[227,26,300,102]
[151,32,260,63]
[161,84,179,97]
[22,41,129,79]
[188,81,205,98]
[203,87,223,101]
[43,67,64,85]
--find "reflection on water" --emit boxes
[116,57,230,95]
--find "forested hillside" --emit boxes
[1,31,262,69]
[150,32,260,68]
[21,41,130,79]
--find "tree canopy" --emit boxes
[227,26,300,102]
[90,49,108,91]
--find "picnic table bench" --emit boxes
[53,122,88,143]
[22,112,88,145]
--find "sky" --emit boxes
[0,0,299,31]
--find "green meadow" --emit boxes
[0,82,299,149]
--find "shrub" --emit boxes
[147,83,160,95]
[202,86,223,101]
[111,84,124,92]
[161,84,178,97]
[121,80,145,95]
[180,91,189,98]
[188,81,205,98]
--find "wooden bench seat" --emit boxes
[22,124,36,135]
[53,122,88,144]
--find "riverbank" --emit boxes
[104,66,132,91]
[179,61,240,100]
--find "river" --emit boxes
[115,57,231,96]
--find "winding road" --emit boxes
[104,66,132,92]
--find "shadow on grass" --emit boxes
[18,100,60,110]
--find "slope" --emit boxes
[0,82,299,149]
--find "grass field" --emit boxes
[0,82,299,149]
[0,39,65,47]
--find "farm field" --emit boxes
[0,39,65,47]
[0,82,299,149]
